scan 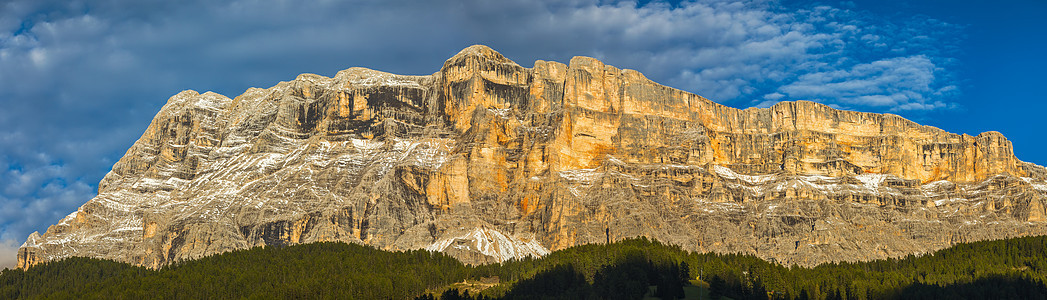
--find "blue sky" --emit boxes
[0,0,1044,268]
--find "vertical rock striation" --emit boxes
[18,45,1047,269]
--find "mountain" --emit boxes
[17,45,1047,269]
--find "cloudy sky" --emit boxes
[0,0,1044,268]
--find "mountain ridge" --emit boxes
[18,45,1047,269]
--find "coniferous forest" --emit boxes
[2,235,1047,299]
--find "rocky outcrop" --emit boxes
[18,45,1047,269]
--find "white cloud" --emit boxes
[0,162,95,252]
[776,55,957,111]
[0,239,18,269]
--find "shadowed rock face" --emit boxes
[17,45,1047,269]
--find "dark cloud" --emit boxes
[0,0,963,267]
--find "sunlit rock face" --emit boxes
[18,45,1047,269]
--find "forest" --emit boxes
[2,235,1047,299]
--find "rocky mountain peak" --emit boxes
[18,45,1047,270]
[446,44,518,66]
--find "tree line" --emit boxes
[2,235,1046,299]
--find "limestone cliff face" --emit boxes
[18,45,1047,269]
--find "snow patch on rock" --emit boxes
[425,227,550,262]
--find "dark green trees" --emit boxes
[3,235,1047,299]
